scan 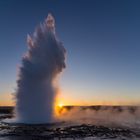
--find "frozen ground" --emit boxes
[0,120,140,140]
[0,136,140,140]
[0,106,140,140]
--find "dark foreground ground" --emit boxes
[0,106,140,140]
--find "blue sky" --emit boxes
[0,0,140,105]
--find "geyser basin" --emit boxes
[13,14,66,124]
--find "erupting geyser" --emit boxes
[15,14,66,124]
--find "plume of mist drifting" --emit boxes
[15,14,66,124]
[58,106,140,129]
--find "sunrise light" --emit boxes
[58,103,64,108]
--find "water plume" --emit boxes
[15,14,66,124]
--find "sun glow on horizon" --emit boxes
[58,103,64,108]
[1,92,140,107]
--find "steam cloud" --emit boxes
[58,106,140,129]
[15,14,66,124]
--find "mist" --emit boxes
[57,106,140,129]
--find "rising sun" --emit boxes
[58,103,64,108]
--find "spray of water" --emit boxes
[15,14,66,124]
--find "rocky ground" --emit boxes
[0,119,140,139]
[0,106,140,140]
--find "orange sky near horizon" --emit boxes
[0,93,14,106]
[0,92,140,107]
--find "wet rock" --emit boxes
[0,117,140,139]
